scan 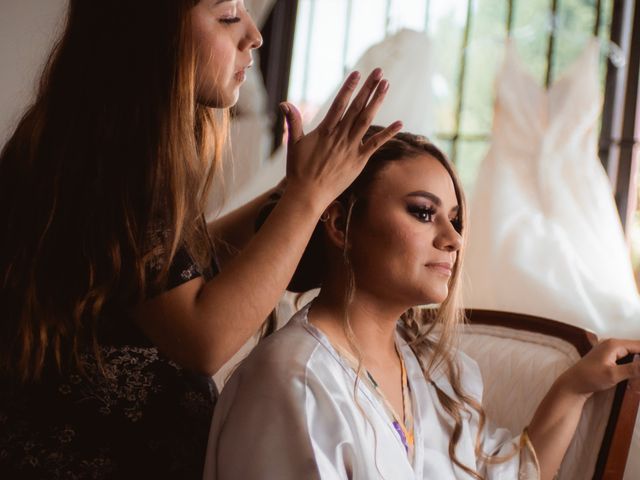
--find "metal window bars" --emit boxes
[281,0,638,226]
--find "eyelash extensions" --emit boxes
[407,205,436,223]
[407,205,462,233]
[219,17,241,24]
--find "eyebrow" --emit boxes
[406,191,459,213]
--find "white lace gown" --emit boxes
[464,38,640,339]
[204,304,539,480]
[307,28,435,136]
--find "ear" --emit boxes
[322,201,349,250]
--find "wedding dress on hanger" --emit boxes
[465,40,640,479]
[464,37,640,339]
[307,28,435,135]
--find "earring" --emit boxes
[320,212,330,222]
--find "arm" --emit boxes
[527,339,640,480]
[131,69,402,375]
[207,181,283,266]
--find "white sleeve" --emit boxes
[476,418,540,479]
[457,353,541,480]
[203,359,354,480]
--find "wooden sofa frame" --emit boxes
[465,309,640,480]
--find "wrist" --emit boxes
[554,370,592,403]
[280,182,328,219]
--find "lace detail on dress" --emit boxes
[60,347,165,421]
[0,346,215,479]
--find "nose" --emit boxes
[242,13,263,51]
[434,220,463,253]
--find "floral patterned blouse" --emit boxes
[0,248,217,479]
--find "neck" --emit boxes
[309,281,407,367]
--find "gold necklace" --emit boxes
[334,344,415,455]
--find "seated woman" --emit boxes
[204,127,640,480]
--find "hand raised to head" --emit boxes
[279,69,402,211]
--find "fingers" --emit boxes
[360,121,403,157]
[630,355,640,393]
[340,68,384,131]
[348,78,390,140]
[318,71,361,133]
[616,355,640,383]
[598,338,640,360]
[615,339,640,357]
[280,102,304,146]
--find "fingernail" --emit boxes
[280,103,290,115]
[372,68,383,80]
[349,71,361,83]
[392,120,403,130]
[380,80,389,93]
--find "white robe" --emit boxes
[204,304,539,479]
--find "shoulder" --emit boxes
[452,349,484,401]
[205,309,343,480]
[427,347,485,402]
[247,317,321,375]
[210,308,344,447]
[219,309,332,401]
[455,349,482,380]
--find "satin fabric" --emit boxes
[204,304,539,479]
[464,38,640,337]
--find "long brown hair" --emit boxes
[0,0,226,382]
[293,127,507,479]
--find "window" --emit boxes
[287,0,614,196]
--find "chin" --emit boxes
[418,288,449,306]
[198,97,237,109]
[197,88,239,109]
[221,90,240,108]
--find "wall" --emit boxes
[0,0,68,146]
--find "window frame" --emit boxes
[259,0,640,229]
